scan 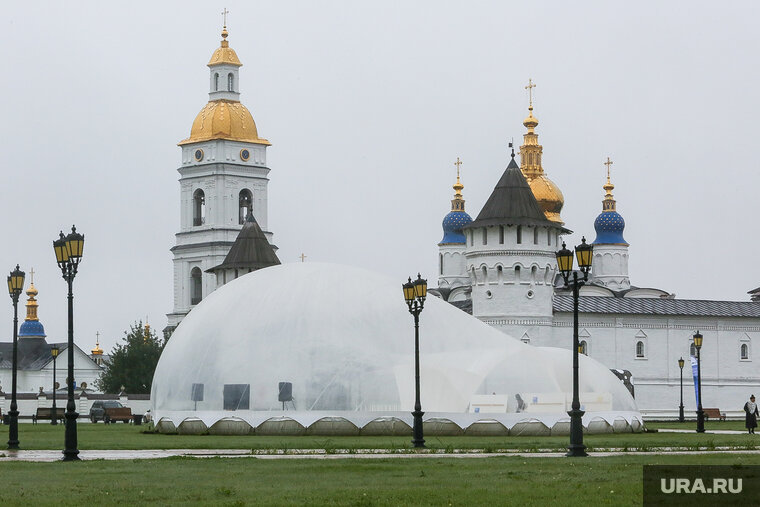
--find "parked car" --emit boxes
[89,400,131,423]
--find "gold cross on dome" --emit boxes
[29,267,35,284]
[454,157,462,179]
[525,78,536,107]
[604,156,613,179]
[95,331,100,343]
[299,253,307,262]
[221,7,229,27]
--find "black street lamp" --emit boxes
[693,331,705,433]
[555,237,593,458]
[51,345,60,426]
[403,274,427,449]
[678,357,685,423]
[6,265,25,450]
[53,225,85,461]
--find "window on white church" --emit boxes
[482,227,487,245]
[228,73,234,92]
[193,189,206,226]
[741,343,749,360]
[516,226,522,244]
[439,254,443,275]
[579,340,588,355]
[469,231,473,246]
[499,226,504,244]
[533,227,538,244]
[191,267,203,305]
[636,340,645,358]
[547,230,551,246]
[515,265,521,282]
[239,189,253,224]
[214,73,219,91]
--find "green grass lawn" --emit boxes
[4,421,758,453]
[1,453,758,505]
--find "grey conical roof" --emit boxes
[207,214,280,272]
[466,155,555,229]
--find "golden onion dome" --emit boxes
[523,107,539,129]
[26,282,38,298]
[527,174,564,224]
[178,100,271,146]
[208,28,242,67]
[91,343,103,356]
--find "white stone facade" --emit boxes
[465,224,561,320]
[590,244,630,291]
[437,244,469,301]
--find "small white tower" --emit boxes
[463,149,563,323]
[167,24,274,330]
[590,158,630,291]
[436,158,473,302]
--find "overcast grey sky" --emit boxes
[2,1,759,353]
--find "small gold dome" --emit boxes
[178,100,271,146]
[91,343,103,356]
[523,109,539,129]
[527,175,564,224]
[26,282,38,298]
[208,28,242,67]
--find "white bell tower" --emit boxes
[167,24,274,331]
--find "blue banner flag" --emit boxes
[690,356,699,406]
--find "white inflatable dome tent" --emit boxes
[151,263,642,436]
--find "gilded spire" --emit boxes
[451,157,466,212]
[24,268,39,322]
[520,78,542,178]
[518,79,565,225]
[92,331,103,356]
[602,157,616,212]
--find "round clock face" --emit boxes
[194,149,204,162]
[240,149,250,161]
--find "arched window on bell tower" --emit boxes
[190,267,203,305]
[193,189,206,226]
[214,73,219,91]
[228,73,234,92]
[239,189,253,224]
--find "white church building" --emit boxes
[432,100,760,416]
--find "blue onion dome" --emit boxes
[440,159,473,244]
[18,281,46,338]
[19,319,46,338]
[441,210,473,244]
[592,170,628,245]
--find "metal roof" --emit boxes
[553,295,760,318]
[207,213,280,272]
[465,155,554,229]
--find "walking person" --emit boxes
[744,395,758,434]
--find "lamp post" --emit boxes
[403,274,427,449]
[678,357,685,423]
[51,345,60,426]
[6,265,25,450]
[693,331,705,433]
[555,237,593,458]
[53,225,85,461]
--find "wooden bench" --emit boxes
[33,407,65,424]
[703,408,726,421]
[104,407,133,424]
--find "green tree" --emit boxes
[95,321,166,394]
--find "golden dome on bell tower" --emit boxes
[178,22,270,147]
[519,79,565,225]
